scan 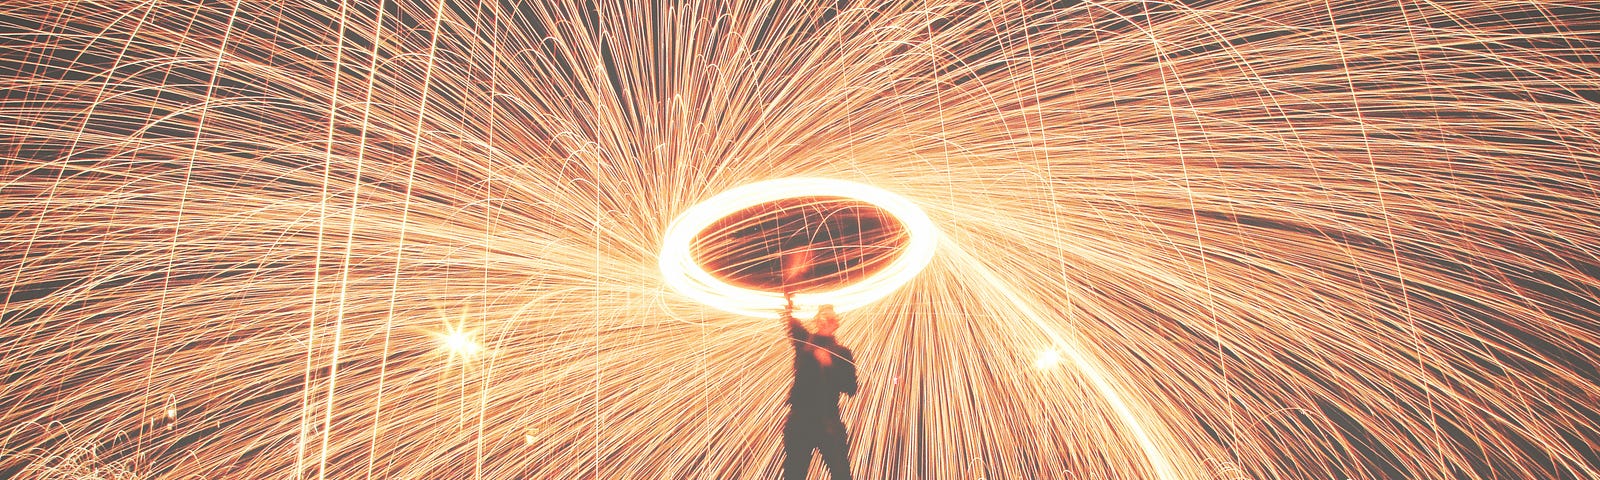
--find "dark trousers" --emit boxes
[782,412,851,480]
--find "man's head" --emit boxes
[814,304,839,336]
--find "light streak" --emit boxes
[659,177,937,318]
[2,1,1599,479]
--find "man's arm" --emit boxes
[782,294,807,343]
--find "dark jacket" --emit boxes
[785,314,857,417]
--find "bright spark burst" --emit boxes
[1035,348,1063,370]
[3,1,1600,479]
[438,328,482,359]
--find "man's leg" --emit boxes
[782,417,815,480]
[819,419,852,480]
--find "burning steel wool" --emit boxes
[3,1,1599,479]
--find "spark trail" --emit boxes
[3,1,1599,479]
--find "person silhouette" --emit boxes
[779,294,857,480]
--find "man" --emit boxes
[780,294,857,480]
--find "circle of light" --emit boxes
[660,177,937,318]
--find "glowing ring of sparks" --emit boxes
[660,177,937,317]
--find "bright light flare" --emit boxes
[437,328,481,358]
[1035,348,1063,370]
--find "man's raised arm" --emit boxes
[782,293,807,341]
